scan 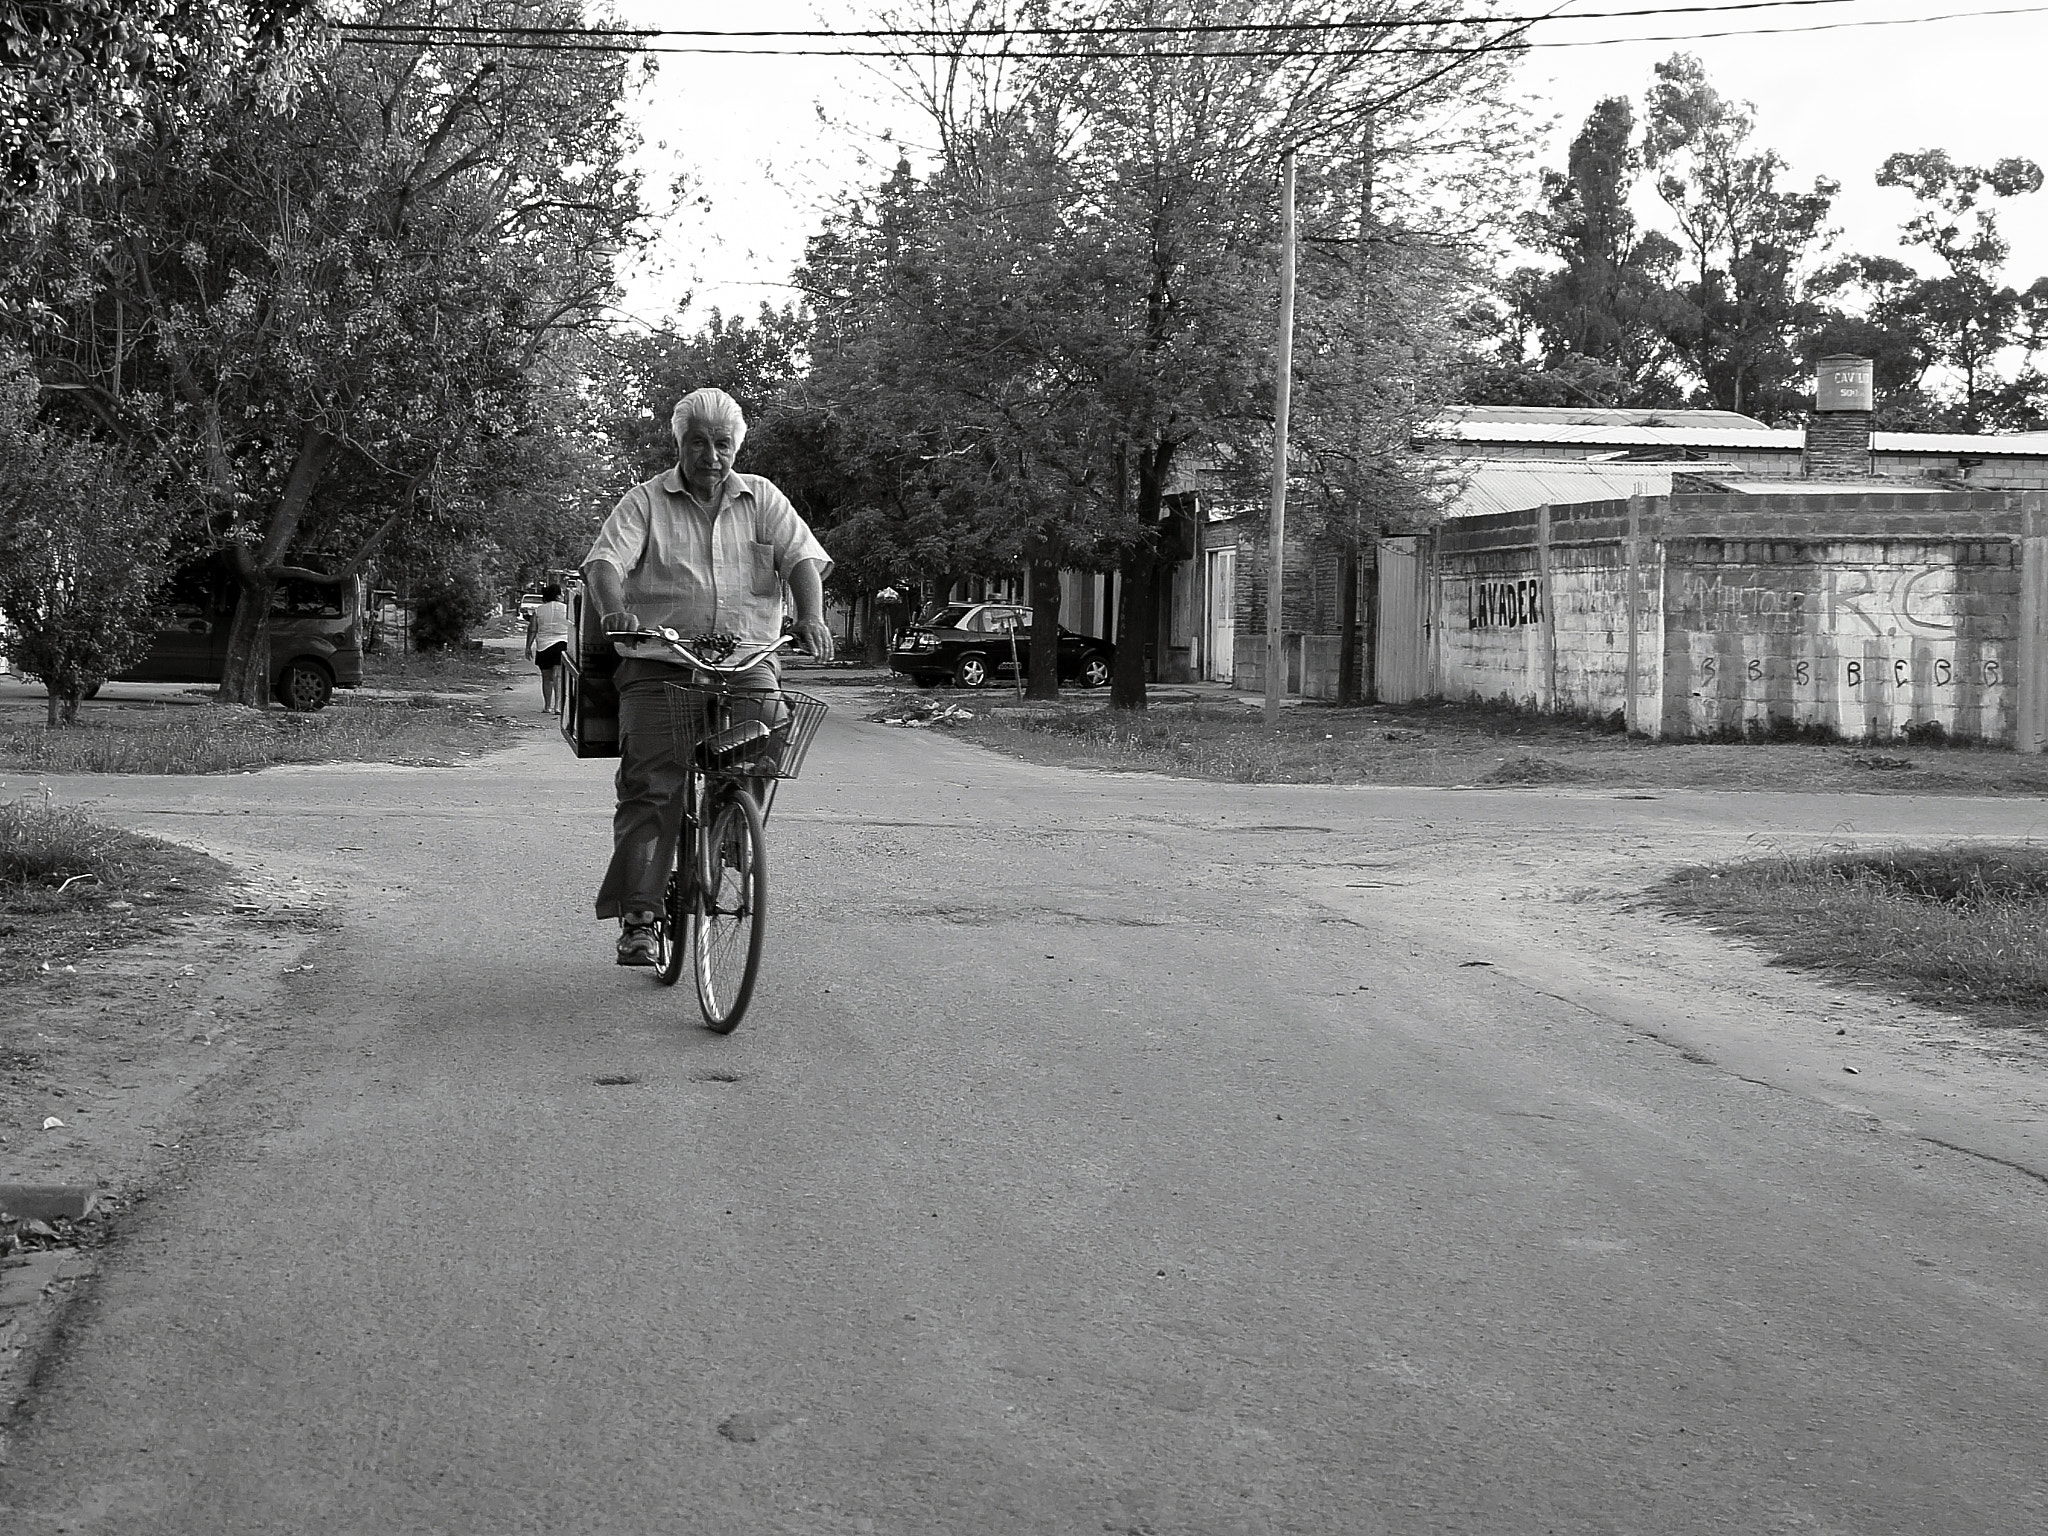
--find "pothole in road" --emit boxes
[592,1073,643,1087]
[693,1069,742,1083]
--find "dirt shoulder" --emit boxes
[877,682,2048,797]
[1,863,327,1427]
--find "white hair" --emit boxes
[670,388,747,455]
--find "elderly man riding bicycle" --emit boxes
[582,388,834,966]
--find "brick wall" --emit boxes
[1802,411,1874,479]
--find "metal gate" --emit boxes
[1204,547,1236,682]
[1374,536,1430,702]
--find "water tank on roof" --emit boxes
[1816,355,1873,412]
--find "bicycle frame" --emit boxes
[611,626,780,901]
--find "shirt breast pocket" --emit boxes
[748,541,780,597]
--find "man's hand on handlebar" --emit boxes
[791,616,834,663]
[600,609,641,636]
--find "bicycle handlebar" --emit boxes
[612,627,797,675]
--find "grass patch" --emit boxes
[0,694,516,774]
[363,642,506,694]
[0,793,229,979]
[1658,843,2048,1029]
[926,687,2048,796]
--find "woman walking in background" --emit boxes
[526,582,570,715]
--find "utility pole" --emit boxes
[1264,145,1297,727]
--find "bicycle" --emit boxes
[616,627,829,1034]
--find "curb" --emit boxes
[0,1184,99,1222]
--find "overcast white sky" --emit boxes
[606,1,2048,329]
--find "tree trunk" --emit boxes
[1110,445,1174,712]
[1110,546,1153,711]
[1026,559,1061,700]
[218,575,277,707]
[865,601,891,667]
[217,426,333,707]
[1337,536,1361,705]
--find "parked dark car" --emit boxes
[889,601,1114,689]
[117,555,365,710]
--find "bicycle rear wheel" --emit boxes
[693,789,766,1033]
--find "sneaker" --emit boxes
[616,920,659,967]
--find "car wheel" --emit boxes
[276,660,333,711]
[1076,652,1111,689]
[954,654,989,689]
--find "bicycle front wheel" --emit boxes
[693,789,767,1033]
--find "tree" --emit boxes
[1875,150,2048,431]
[8,1,645,705]
[1488,97,1685,407]
[1642,54,1838,419]
[867,1,1531,709]
[0,357,171,724]
[1287,88,1532,700]
[0,0,309,234]
[601,303,813,479]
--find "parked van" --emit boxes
[118,555,365,710]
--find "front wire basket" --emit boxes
[662,683,829,781]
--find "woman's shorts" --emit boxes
[536,642,567,671]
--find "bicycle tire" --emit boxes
[692,788,767,1034]
[653,851,687,987]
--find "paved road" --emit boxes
[3,680,2046,1534]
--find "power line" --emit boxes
[330,6,2048,57]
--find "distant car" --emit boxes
[115,554,364,710]
[517,591,545,621]
[890,602,1114,689]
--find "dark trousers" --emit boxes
[594,660,776,920]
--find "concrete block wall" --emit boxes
[1419,490,2045,745]
[1549,543,1662,722]
[1873,452,2048,490]
[1664,538,2018,741]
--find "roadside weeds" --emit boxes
[1657,843,2048,1033]
[915,687,2048,796]
[0,646,519,776]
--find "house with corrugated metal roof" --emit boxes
[1197,363,2048,731]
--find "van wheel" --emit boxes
[276,661,333,712]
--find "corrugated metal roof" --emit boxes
[1427,422,1796,449]
[1872,432,2048,457]
[1427,416,2048,459]
[1439,405,1765,430]
[1448,459,1677,519]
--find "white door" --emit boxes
[1204,548,1236,682]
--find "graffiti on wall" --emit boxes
[1694,653,2001,690]
[1826,567,1958,637]
[1468,577,1543,630]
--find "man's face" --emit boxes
[678,419,736,494]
